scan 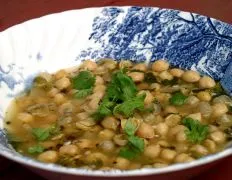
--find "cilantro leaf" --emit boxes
[74,88,93,99]
[28,145,44,154]
[32,128,50,141]
[119,145,140,160]
[182,118,209,144]
[144,72,157,84]
[128,136,144,152]
[113,94,145,117]
[124,118,138,136]
[72,71,95,90]
[92,99,115,121]
[169,91,187,106]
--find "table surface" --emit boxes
[0,0,232,179]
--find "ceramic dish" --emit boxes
[0,6,232,180]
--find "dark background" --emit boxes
[0,0,232,179]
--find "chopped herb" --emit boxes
[169,91,187,106]
[28,145,44,154]
[119,118,145,160]
[93,70,140,120]
[182,118,209,144]
[124,118,138,136]
[162,77,178,86]
[113,94,145,117]
[119,145,140,160]
[32,128,50,141]
[72,71,95,90]
[74,88,93,99]
[92,99,115,121]
[144,72,157,84]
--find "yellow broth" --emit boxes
[4,59,232,170]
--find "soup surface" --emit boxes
[5,59,232,170]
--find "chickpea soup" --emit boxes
[4,59,232,170]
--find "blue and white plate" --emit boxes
[0,6,232,178]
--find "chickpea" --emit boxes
[17,113,34,123]
[59,144,79,156]
[169,68,184,77]
[191,145,208,156]
[187,113,202,122]
[138,90,154,105]
[175,144,189,153]
[132,63,147,72]
[128,72,144,82]
[155,123,169,136]
[210,131,226,144]
[95,76,104,85]
[47,88,59,97]
[101,116,119,131]
[98,129,115,140]
[150,83,161,91]
[119,60,133,69]
[199,76,216,89]
[86,152,108,165]
[38,150,58,163]
[157,140,170,148]
[99,140,115,152]
[55,77,71,90]
[160,149,177,161]
[144,145,161,158]
[75,139,96,149]
[164,105,178,115]
[169,125,186,139]
[174,153,194,163]
[88,97,100,111]
[204,139,216,152]
[45,114,58,123]
[153,163,169,168]
[55,69,67,80]
[114,157,130,170]
[165,114,181,127]
[159,71,173,80]
[197,91,211,101]
[82,60,97,71]
[176,131,187,142]
[182,70,200,83]
[212,103,228,117]
[152,60,169,72]
[137,122,155,139]
[113,134,128,146]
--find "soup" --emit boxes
[4,59,232,170]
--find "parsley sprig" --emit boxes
[119,118,145,160]
[72,71,96,99]
[182,118,209,144]
[93,70,145,120]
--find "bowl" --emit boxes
[0,6,232,180]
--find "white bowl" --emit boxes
[0,6,232,179]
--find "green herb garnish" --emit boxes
[28,145,44,154]
[74,88,93,99]
[144,72,156,84]
[119,118,145,160]
[93,70,145,121]
[31,125,60,141]
[182,118,209,144]
[72,71,95,98]
[32,128,50,141]
[169,91,187,106]
[113,94,145,117]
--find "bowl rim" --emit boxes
[1,5,232,177]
